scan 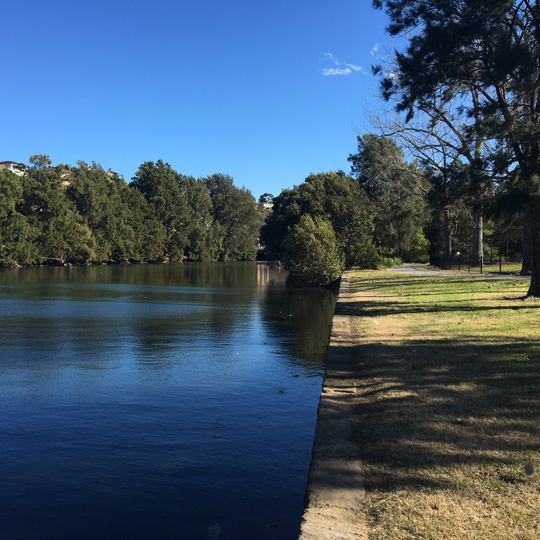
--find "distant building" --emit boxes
[0,161,24,176]
[47,166,73,185]
[46,166,72,177]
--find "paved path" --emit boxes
[388,264,530,280]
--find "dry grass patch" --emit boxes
[346,271,540,540]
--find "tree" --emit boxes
[19,158,96,263]
[204,174,259,261]
[131,160,190,261]
[180,175,220,261]
[373,0,540,296]
[283,215,344,287]
[121,186,167,261]
[261,171,377,268]
[0,169,38,265]
[29,154,52,170]
[348,134,429,260]
[258,193,274,204]
[67,161,166,262]
[368,90,496,266]
[67,162,128,261]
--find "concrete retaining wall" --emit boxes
[298,273,368,540]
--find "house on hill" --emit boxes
[47,166,73,185]
[0,161,24,176]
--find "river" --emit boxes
[0,262,337,540]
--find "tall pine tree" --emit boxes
[374,0,540,296]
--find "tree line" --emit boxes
[1,128,518,289]
[0,155,260,266]
[369,0,540,297]
[260,135,433,286]
[263,1,540,296]
[260,129,524,287]
[5,1,538,295]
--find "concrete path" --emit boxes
[388,264,530,280]
[298,274,368,540]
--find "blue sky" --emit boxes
[2,0,390,199]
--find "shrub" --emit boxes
[283,215,345,287]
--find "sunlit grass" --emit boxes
[346,270,540,540]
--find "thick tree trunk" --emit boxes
[527,207,540,298]
[444,207,452,269]
[471,211,483,267]
[521,206,533,275]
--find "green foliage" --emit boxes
[0,169,38,265]
[402,228,429,263]
[131,160,190,261]
[0,156,261,267]
[204,173,259,261]
[67,162,167,262]
[348,134,429,258]
[180,175,216,261]
[372,0,540,296]
[261,171,377,269]
[374,255,403,268]
[258,193,273,204]
[121,187,166,261]
[29,154,52,169]
[15,163,96,263]
[283,215,344,287]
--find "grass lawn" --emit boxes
[347,270,540,540]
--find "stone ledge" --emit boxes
[298,272,367,540]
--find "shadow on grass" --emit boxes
[337,299,539,318]
[353,276,527,291]
[327,335,540,493]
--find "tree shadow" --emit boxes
[336,297,539,318]
[327,336,540,493]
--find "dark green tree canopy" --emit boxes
[374,0,540,296]
[261,171,377,269]
[348,134,429,259]
[204,173,260,261]
[0,156,260,267]
[258,193,274,204]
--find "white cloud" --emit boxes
[322,52,365,76]
[324,52,340,65]
[346,63,367,74]
[371,43,379,56]
[323,67,352,76]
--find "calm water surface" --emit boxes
[0,262,337,540]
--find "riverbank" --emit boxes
[298,273,367,539]
[300,269,539,539]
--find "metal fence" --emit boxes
[429,233,526,274]
[429,253,524,274]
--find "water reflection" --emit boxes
[0,262,337,540]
